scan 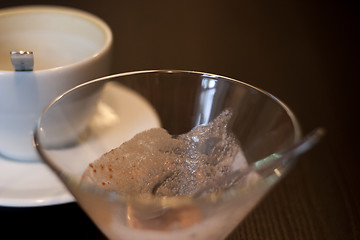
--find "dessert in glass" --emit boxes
[34,70,322,240]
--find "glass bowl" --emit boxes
[35,70,312,240]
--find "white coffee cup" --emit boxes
[0,6,113,161]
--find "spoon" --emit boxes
[193,127,325,198]
[142,128,324,221]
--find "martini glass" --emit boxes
[34,70,320,240]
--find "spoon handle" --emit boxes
[195,127,325,197]
[279,127,325,161]
[254,127,325,170]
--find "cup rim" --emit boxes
[34,69,302,206]
[0,5,113,73]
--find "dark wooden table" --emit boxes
[1,0,359,239]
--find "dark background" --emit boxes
[1,0,359,239]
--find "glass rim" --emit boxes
[34,69,302,206]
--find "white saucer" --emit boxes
[0,158,74,207]
[0,82,160,207]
